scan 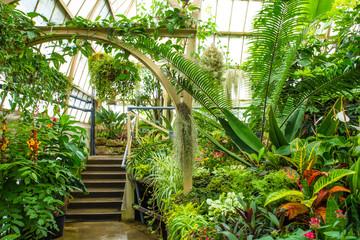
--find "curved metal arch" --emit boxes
[27,27,181,108]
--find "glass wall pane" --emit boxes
[230,1,248,32]
[77,0,97,17]
[36,0,55,21]
[50,4,67,24]
[228,36,242,65]
[19,0,38,12]
[91,0,106,20]
[215,0,232,31]
[68,0,86,17]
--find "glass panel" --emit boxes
[84,112,90,123]
[77,0,97,17]
[63,0,71,5]
[78,66,89,90]
[99,3,110,19]
[91,0,106,20]
[19,0,38,12]
[73,55,86,85]
[230,1,248,32]
[215,0,232,31]
[228,35,242,65]
[112,0,131,15]
[36,0,55,21]
[241,36,251,64]
[68,0,86,17]
[50,4,66,24]
[201,0,217,23]
[244,1,263,32]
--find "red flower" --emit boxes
[52,117,57,122]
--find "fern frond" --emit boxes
[280,66,360,127]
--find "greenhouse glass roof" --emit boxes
[6,0,261,123]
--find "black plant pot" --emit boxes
[46,214,66,239]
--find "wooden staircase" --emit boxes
[67,155,126,221]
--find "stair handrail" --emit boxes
[121,116,136,168]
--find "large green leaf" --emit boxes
[218,118,257,155]
[283,104,305,142]
[264,189,305,206]
[317,97,342,136]
[268,106,288,149]
[307,0,335,19]
[193,119,253,167]
[325,196,344,236]
[222,108,264,154]
[349,158,360,193]
[313,169,355,195]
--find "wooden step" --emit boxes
[66,208,122,221]
[70,198,123,209]
[83,179,126,188]
[81,171,126,180]
[72,188,124,198]
[85,164,123,171]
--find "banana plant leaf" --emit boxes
[268,106,289,149]
[283,104,305,142]
[317,97,342,136]
[193,119,253,167]
[220,109,264,155]
[307,0,336,19]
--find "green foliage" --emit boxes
[0,3,72,114]
[128,133,172,180]
[88,52,140,102]
[165,202,209,240]
[246,0,308,135]
[313,169,355,195]
[306,0,336,19]
[217,198,281,240]
[148,152,183,212]
[95,105,126,139]
[0,115,88,238]
[207,192,244,221]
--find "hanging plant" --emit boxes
[200,44,226,84]
[88,52,140,102]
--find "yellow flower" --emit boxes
[27,138,35,148]
[2,125,7,132]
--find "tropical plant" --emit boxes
[146,152,183,212]
[0,3,72,114]
[127,132,172,180]
[217,197,281,240]
[264,168,354,221]
[88,52,140,102]
[207,192,244,221]
[0,116,88,239]
[95,105,126,139]
[165,202,209,240]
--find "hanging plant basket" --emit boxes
[88,52,140,102]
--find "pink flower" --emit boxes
[335,209,347,220]
[309,217,321,230]
[303,232,315,239]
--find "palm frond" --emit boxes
[248,0,308,140]
[280,66,360,127]
[128,38,231,116]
